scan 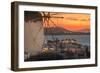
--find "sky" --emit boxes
[43,12,90,32]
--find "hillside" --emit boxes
[44,27,90,35]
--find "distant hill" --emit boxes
[44,27,90,35]
[77,28,90,33]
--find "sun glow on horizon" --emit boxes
[43,12,90,32]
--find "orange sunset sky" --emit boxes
[44,13,90,32]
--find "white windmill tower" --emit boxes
[24,11,64,60]
[24,11,44,59]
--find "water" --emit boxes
[46,35,90,46]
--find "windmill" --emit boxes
[24,11,44,58]
[24,11,64,60]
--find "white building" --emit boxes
[24,11,44,58]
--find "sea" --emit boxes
[46,34,90,46]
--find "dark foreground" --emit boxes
[25,48,90,61]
